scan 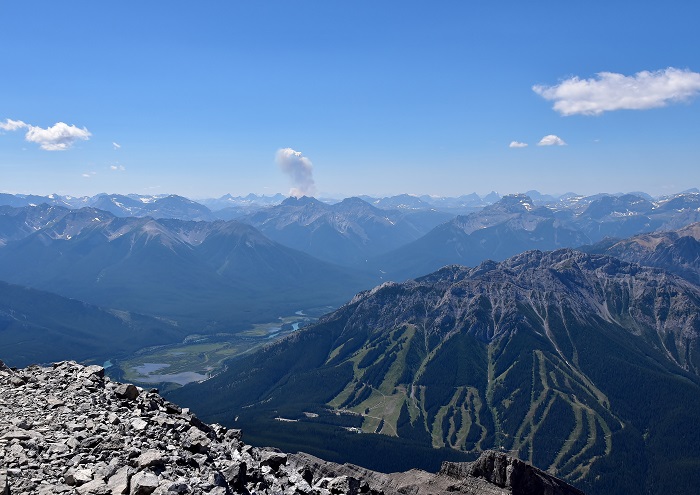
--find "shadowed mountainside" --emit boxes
[0,281,180,367]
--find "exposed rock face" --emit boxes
[287,451,584,495]
[583,222,700,285]
[169,249,700,494]
[440,452,586,495]
[0,361,584,495]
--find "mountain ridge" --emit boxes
[581,222,700,285]
[240,196,452,266]
[0,280,180,368]
[370,193,700,281]
[170,248,700,495]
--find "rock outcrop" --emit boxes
[0,360,584,494]
[440,453,586,495]
[288,452,586,495]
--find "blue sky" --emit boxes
[1,1,699,199]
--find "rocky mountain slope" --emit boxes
[582,222,700,285]
[0,360,584,495]
[0,204,72,247]
[170,249,700,495]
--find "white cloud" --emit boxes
[110,164,125,171]
[537,135,567,146]
[533,68,700,116]
[25,122,91,151]
[275,148,316,197]
[82,171,97,178]
[112,142,121,150]
[2,118,91,150]
[509,141,528,148]
[0,119,28,131]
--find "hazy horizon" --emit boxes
[1,187,698,203]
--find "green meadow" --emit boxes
[107,308,331,388]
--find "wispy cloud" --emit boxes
[82,171,97,178]
[0,119,28,132]
[533,68,700,116]
[509,141,528,148]
[1,118,91,150]
[537,135,567,146]
[275,148,316,197]
[112,142,121,150]
[110,164,125,171]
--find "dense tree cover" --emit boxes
[169,249,700,495]
[236,414,476,474]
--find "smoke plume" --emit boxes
[275,148,316,197]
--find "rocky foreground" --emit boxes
[0,360,584,495]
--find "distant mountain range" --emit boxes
[1,190,699,322]
[170,249,700,495]
[370,192,700,281]
[582,222,700,285]
[0,192,214,220]
[90,194,215,221]
[4,188,696,215]
[0,205,376,328]
[198,192,288,210]
[371,194,587,280]
[240,196,453,266]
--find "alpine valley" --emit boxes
[1,190,700,495]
